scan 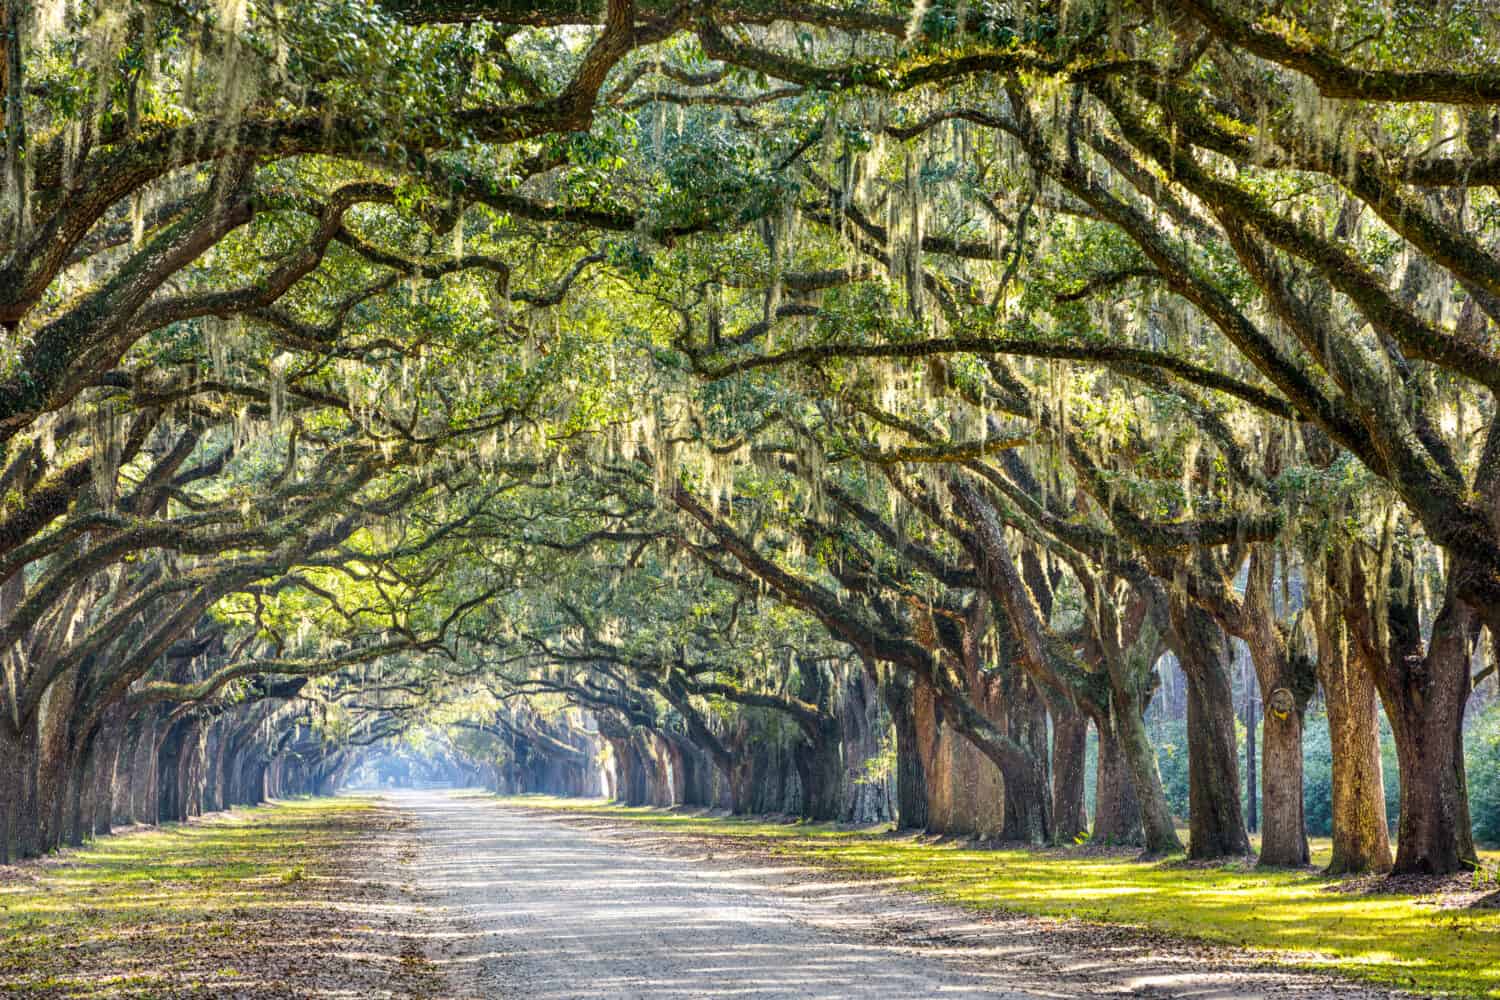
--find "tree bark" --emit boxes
[882,674,929,830]
[1388,704,1474,874]
[1385,605,1476,874]
[1092,719,1143,844]
[1051,702,1089,843]
[156,718,186,822]
[1321,650,1393,873]
[180,718,206,818]
[62,736,93,848]
[793,718,845,821]
[0,720,41,861]
[1243,657,1258,834]
[1169,600,1252,858]
[1083,589,1181,856]
[841,662,893,824]
[1241,552,1311,867]
[244,758,267,806]
[999,676,1051,844]
[675,741,718,807]
[35,666,79,853]
[1342,545,1477,875]
[790,660,848,822]
[112,717,140,825]
[911,671,1007,837]
[1258,695,1309,865]
[1114,695,1182,854]
[663,740,687,805]
[91,719,125,838]
[133,711,161,824]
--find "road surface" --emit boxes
[387,791,1399,999]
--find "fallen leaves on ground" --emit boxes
[0,799,445,999]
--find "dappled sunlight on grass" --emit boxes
[511,794,1500,998]
[0,797,430,998]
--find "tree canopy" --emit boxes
[3,0,1500,878]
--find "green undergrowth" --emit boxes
[0,798,378,998]
[498,792,1500,998]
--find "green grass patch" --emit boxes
[0,798,376,998]
[502,793,1500,998]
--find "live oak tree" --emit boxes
[4,0,1499,880]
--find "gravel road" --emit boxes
[389,790,1410,1000]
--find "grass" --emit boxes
[11,791,1494,996]
[502,793,1500,998]
[0,797,419,998]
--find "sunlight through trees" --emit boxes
[3,0,1500,900]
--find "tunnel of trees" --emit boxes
[3,0,1500,880]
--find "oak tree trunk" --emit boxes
[1115,698,1183,854]
[999,678,1051,844]
[1051,704,1089,843]
[1092,719,1143,845]
[1240,551,1312,867]
[1170,601,1251,858]
[794,719,845,822]
[882,675,929,830]
[1321,653,1393,874]
[1243,666,1257,834]
[1258,703,1310,866]
[1385,624,1476,877]
[1339,539,1477,874]
[0,721,41,862]
[35,667,79,853]
[91,722,123,837]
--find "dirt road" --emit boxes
[392,791,1402,999]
